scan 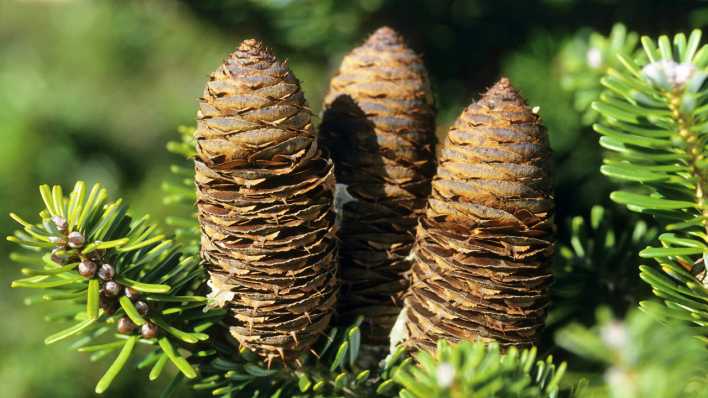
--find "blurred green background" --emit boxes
[0,0,705,396]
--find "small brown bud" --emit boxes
[134,301,149,316]
[51,216,68,233]
[141,322,158,339]
[103,281,121,297]
[98,264,115,281]
[50,248,66,265]
[67,231,85,248]
[78,260,97,278]
[117,317,136,334]
[100,296,118,315]
[124,287,140,300]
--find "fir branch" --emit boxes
[191,316,405,398]
[6,182,221,393]
[393,340,568,398]
[592,29,708,340]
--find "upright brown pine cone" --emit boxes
[403,78,554,351]
[320,27,436,345]
[195,39,338,363]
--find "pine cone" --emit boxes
[403,78,554,351]
[320,27,436,345]
[195,39,338,363]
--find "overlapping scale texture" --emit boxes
[320,27,436,344]
[195,39,337,362]
[403,78,554,351]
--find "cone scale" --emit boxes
[320,27,436,345]
[195,39,338,363]
[403,78,554,351]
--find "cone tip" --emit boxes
[237,38,273,56]
[481,76,524,100]
[365,26,405,47]
[490,76,512,91]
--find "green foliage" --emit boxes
[193,317,406,398]
[549,205,658,331]
[556,308,708,398]
[591,29,708,339]
[6,182,224,393]
[394,341,567,398]
[559,24,639,124]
